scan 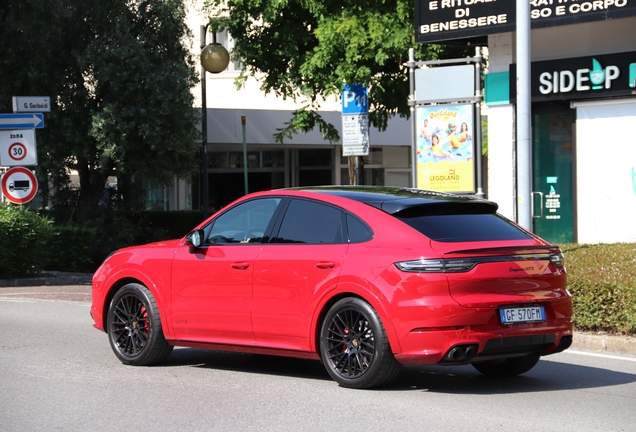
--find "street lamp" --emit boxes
[200,23,230,218]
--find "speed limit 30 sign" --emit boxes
[0,129,37,166]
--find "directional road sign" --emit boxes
[1,166,39,204]
[0,129,37,166]
[0,113,44,130]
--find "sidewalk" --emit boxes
[1,272,635,358]
[0,271,92,288]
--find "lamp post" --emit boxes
[200,23,230,218]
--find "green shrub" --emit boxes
[0,204,54,278]
[81,209,204,271]
[562,243,636,335]
[45,225,93,272]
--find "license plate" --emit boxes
[499,306,546,324]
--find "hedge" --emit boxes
[0,204,54,278]
[0,205,204,278]
[561,243,636,336]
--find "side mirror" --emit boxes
[185,229,205,253]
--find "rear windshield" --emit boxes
[395,213,533,242]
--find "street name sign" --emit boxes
[0,129,37,166]
[12,96,51,113]
[0,113,44,129]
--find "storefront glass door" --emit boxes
[532,110,575,244]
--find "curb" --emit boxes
[571,332,636,357]
[0,271,92,287]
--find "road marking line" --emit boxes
[566,349,636,362]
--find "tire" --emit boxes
[320,297,400,389]
[107,283,173,366]
[472,354,541,377]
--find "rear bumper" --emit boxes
[394,319,573,366]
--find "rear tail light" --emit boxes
[395,259,477,273]
[395,250,565,273]
[549,252,565,268]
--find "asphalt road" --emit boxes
[1,291,636,431]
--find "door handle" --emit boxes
[531,191,544,219]
[316,261,336,269]
[231,262,250,270]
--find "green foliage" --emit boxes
[81,209,203,270]
[0,204,54,278]
[0,0,200,219]
[44,225,94,272]
[204,0,471,142]
[562,243,636,335]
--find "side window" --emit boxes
[346,213,373,243]
[274,199,345,244]
[205,198,281,244]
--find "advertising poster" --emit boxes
[415,104,475,193]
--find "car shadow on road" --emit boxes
[159,348,636,393]
[162,347,332,382]
[385,357,636,393]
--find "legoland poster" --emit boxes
[415,104,475,193]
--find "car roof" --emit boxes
[289,186,499,215]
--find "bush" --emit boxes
[561,243,636,335]
[81,209,204,271]
[44,225,93,272]
[0,203,54,278]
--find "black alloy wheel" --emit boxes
[320,297,400,389]
[107,283,173,366]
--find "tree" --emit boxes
[0,0,199,220]
[203,0,469,143]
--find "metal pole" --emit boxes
[241,115,248,195]
[516,0,532,230]
[474,47,484,198]
[408,48,417,188]
[200,24,210,218]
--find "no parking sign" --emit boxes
[0,129,37,166]
[1,166,38,204]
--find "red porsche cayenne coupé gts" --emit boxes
[91,186,572,388]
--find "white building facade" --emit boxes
[155,4,413,213]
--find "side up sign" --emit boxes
[510,51,636,102]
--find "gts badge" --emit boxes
[509,261,550,275]
[176,320,188,325]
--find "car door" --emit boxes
[251,198,348,351]
[170,197,282,344]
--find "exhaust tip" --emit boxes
[464,345,476,360]
[443,344,479,363]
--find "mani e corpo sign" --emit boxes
[415,0,636,44]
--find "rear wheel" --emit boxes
[107,283,173,365]
[472,354,541,377]
[320,297,400,389]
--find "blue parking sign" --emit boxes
[342,84,368,115]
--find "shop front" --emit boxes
[487,49,636,244]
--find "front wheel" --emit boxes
[472,354,541,377]
[107,283,173,366]
[320,297,400,389]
